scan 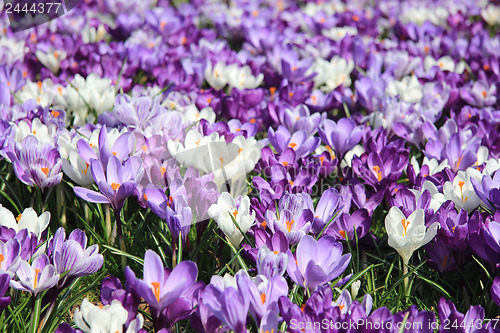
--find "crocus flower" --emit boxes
[10,254,59,295]
[318,118,363,160]
[468,219,500,269]
[443,168,482,213]
[73,298,145,333]
[201,281,249,333]
[48,228,103,288]
[6,136,63,191]
[385,207,438,264]
[124,250,198,321]
[0,238,21,278]
[267,126,320,159]
[207,193,255,247]
[0,206,50,239]
[471,170,500,212]
[287,235,351,292]
[74,155,143,212]
[0,273,10,313]
[256,245,288,278]
[236,270,288,328]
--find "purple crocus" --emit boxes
[47,228,104,288]
[6,136,63,191]
[124,250,198,328]
[0,238,21,278]
[74,155,143,212]
[10,254,59,295]
[0,273,10,313]
[144,185,192,244]
[325,209,371,242]
[200,279,250,333]
[287,235,351,292]
[310,188,343,235]
[256,245,288,278]
[318,118,363,160]
[471,170,500,212]
[492,277,500,309]
[267,126,320,159]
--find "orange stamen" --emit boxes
[339,230,346,239]
[151,282,160,302]
[372,165,382,181]
[51,110,60,117]
[82,163,89,175]
[286,220,295,232]
[289,142,297,149]
[401,218,410,236]
[111,183,120,190]
[261,220,267,229]
[482,90,487,98]
[232,209,238,218]
[260,293,266,304]
[41,167,49,176]
[269,87,276,99]
[34,269,41,289]
[16,214,22,222]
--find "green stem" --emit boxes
[114,209,127,270]
[403,264,409,297]
[30,294,42,333]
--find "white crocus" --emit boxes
[423,55,457,73]
[74,298,144,333]
[225,64,263,90]
[385,75,423,103]
[340,144,366,169]
[481,5,500,26]
[18,79,57,107]
[443,168,482,212]
[322,26,357,41]
[56,74,116,126]
[167,129,227,173]
[310,56,354,92]
[0,206,50,239]
[410,181,446,212]
[410,156,449,176]
[483,158,500,176]
[204,62,228,90]
[212,135,264,197]
[207,193,255,247]
[182,105,216,124]
[385,207,438,265]
[35,48,67,74]
[13,118,58,145]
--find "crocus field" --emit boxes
[1,0,500,332]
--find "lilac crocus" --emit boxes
[311,188,343,235]
[287,235,351,292]
[10,254,59,295]
[267,126,320,158]
[236,270,288,329]
[48,228,103,288]
[144,185,192,244]
[318,118,363,160]
[6,136,63,191]
[325,209,371,242]
[124,250,198,327]
[201,281,249,333]
[0,238,21,278]
[471,170,500,212]
[256,245,288,278]
[74,155,143,212]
